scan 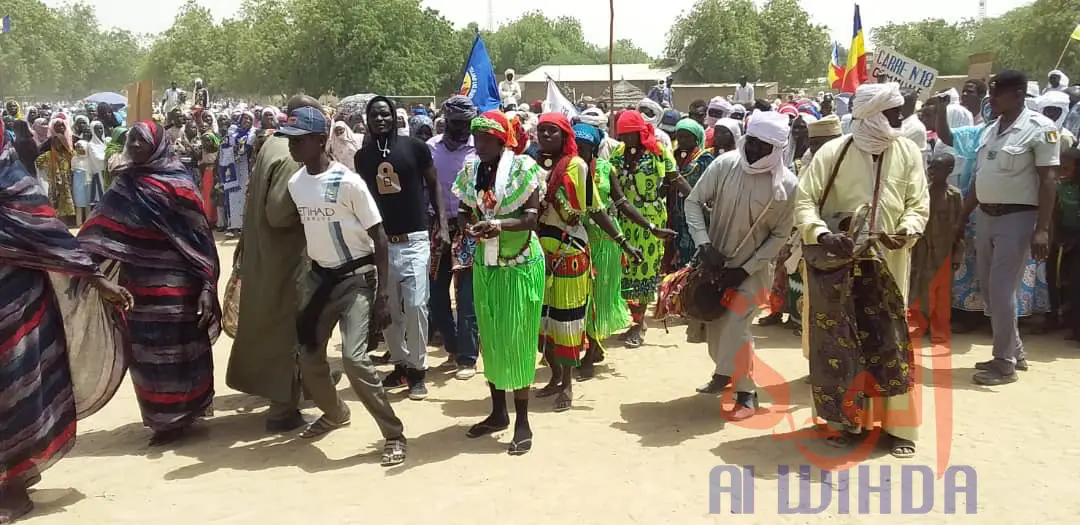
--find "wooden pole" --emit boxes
[608,0,615,135]
[1055,38,1072,71]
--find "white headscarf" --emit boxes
[579,107,608,128]
[637,98,664,127]
[713,117,742,148]
[706,96,733,127]
[850,82,904,155]
[88,120,107,174]
[741,110,793,201]
[1037,90,1071,128]
[900,114,928,151]
[1046,69,1070,93]
[396,108,410,137]
[327,121,360,171]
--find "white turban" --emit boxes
[713,117,742,144]
[706,96,733,127]
[850,82,904,155]
[638,98,664,127]
[1037,90,1071,128]
[944,88,961,106]
[1048,69,1070,91]
[741,109,793,201]
[579,107,608,128]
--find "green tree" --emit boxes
[758,0,830,87]
[664,0,766,82]
[597,39,652,64]
[871,19,976,76]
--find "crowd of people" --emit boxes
[2,66,1078,523]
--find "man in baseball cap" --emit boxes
[279,103,408,466]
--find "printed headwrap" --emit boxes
[537,112,579,159]
[470,110,516,149]
[674,118,705,147]
[443,95,478,121]
[615,110,662,156]
[409,115,434,138]
[572,122,603,146]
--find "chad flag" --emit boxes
[827,42,844,90]
[840,4,867,93]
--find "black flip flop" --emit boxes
[466,420,509,438]
[508,437,533,456]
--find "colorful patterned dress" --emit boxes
[950,125,1050,316]
[37,147,75,217]
[453,152,545,390]
[610,142,676,303]
[668,148,714,269]
[538,156,603,366]
[586,158,630,340]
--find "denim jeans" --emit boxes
[429,248,479,366]
[384,231,430,371]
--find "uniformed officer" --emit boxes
[959,70,1060,386]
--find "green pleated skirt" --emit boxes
[473,236,545,390]
[587,234,630,340]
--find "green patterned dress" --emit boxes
[609,142,676,303]
[452,152,546,390]
[585,158,630,340]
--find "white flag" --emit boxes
[545,76,579,118]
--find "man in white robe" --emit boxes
[685,110,797,421]
[794,82,930,458]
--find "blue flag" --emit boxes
[1,16,11,34]
[458,34,500,112]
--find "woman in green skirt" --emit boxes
[452,110,544,456]
[572,122,652,378]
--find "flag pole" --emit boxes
[1055,38,1072,70]
[608,0,615,135]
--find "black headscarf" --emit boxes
[364,95,397,142]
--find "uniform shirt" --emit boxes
[975,108,1060,206]
[355,135,433,236]
[288,161,381,270]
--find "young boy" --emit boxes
[1050,147,1080,341]
[277,105,407,466]
[910,152,964,345]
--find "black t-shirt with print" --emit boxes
[355,135,433,236]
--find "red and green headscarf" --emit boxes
[470,110,517,149]
[537,112,578,159]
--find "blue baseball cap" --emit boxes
[275,106,330,136]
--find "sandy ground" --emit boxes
[21,238,1080,524]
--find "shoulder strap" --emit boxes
[818,137,854,208]
[732,193,776,257]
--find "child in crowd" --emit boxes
[910,152,964,345]
[1050,147,1080,341]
